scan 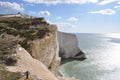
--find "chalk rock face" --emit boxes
[57,31,86,60]
[31,25,61,75]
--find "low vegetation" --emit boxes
[0,17,50,40]
[0,37,17,65]
[0,64,21,80]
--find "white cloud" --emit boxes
[54,22,76,32]
[23,0,98,5]
[118,1,120,4]
[55,22,76,29]
[21,3,33,7]
[89,9,116,15]
[38,11,50,16]
[56,16,62,20]
[68,17,79,22]
[98,0,118,5]
[29,10,36,15]
[56,22,73,27]
[114,5,120,8]
[0,1,24,11]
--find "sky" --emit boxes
[0,0,120,33]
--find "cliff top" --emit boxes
[0,17,57,40]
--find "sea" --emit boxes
[59,33,120,80]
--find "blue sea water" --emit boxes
[60,33,120,80]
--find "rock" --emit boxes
[57,31,86,60]
[30,25,61,75]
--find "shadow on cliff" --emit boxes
[60,50,87,65]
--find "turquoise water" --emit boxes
[60,33,120,80]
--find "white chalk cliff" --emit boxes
[58,31,86,60]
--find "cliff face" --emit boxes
[58,31,86,60]
[30,25,61,75]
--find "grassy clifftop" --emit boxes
[0,17,51,40]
